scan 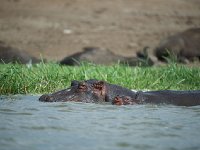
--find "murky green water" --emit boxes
[0,95,200,150]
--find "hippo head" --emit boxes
[39,79,108,103]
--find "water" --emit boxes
[0,95,200,150]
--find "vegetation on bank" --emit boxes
[0,62,200,95]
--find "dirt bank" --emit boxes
[0,0,200,61]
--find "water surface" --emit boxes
[0,95,200,150]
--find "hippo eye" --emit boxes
[125,98,130,102]
[93,81,104,90]
[78,83,87,91]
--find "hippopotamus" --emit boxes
[154,28,200,63]
[59,47,153,66]
[0,42,42,64]
[39,79,200,106]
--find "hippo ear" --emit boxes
[93,81,105,91]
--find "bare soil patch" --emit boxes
[0,0,200,62]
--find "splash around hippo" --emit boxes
[39,79,200,106]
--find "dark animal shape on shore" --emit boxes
[0,42,42,64]
[39,79,200,106]
[154,28,200,63]
[60,47,154,66]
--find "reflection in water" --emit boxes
[0,95,200,150]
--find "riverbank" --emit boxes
[0,63,200,95]
[0,0,199,61]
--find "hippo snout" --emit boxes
[39,94,54,102]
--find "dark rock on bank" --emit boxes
[154,28,200,63]
[60,47,154,66]
[0,42,43,64]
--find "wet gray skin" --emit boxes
[39,79,138,103]
[39,79,106,103]
[39,79,200,106]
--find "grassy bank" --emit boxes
[0,63,200,95]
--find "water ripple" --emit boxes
[0,112,32,115]
[0,108,16,112]
[20,126,69,131]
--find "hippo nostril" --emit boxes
[39,94,52,102]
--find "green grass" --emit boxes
[0,62,200,95]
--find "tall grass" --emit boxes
[0,62,200,95]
